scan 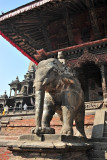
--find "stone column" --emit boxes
[10,88,12,97]
[33,87,35,94]
[27,86,29,95]
[20,102,23,112]
[100,64,107,101]
[14,88,17,96]
[15,88,17,96]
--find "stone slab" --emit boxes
[0,135,92,154]
[0,137,92,160]
[19,134,42,141]
[7,141,92,152]
[5,135,92,152]
[19,134,87,143]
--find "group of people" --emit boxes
[2,103,28,115]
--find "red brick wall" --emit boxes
[0,147,12,160]
[0,115,95,136]
[0,114,95,159]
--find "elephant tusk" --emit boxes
[62,78,74,84]
[43,78,48,86]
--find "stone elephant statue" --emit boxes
[32,58,86,137]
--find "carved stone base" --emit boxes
[6,135,92,160]
[19,134,88,143]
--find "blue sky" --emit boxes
[0,0,33,96]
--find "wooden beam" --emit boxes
[37,11,52,51]
[64,8,75,46]
[71,0,85,11]
[4,20,39,56]
[104,20,107,37]
[85,0,101,39]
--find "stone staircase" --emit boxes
[88,110,107,160]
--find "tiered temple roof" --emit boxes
[0,0,106,64]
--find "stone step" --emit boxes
[103,132,107,137]
[90,158,107,160]
[0,135,18,140]
[88,150,107,159]
[19,134,87,142]
[90,142,107,150]
[1,121,9,124]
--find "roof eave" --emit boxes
[0,0,53,22]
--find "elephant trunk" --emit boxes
[35,82,45,128]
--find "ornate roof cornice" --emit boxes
[74,48,99,67]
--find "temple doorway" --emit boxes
[77,62,103,102]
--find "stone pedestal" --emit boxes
[7,135,92,160]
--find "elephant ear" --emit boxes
[62,76,74,84]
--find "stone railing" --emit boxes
[0,100,104,116]
[85,100,103,110]
[0,106,35,115]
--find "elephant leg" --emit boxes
[61,105,74,135]
[60,91,76,135]
[41,93,55,134]
[75,105,86,138]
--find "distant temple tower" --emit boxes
[0,61,36,109]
